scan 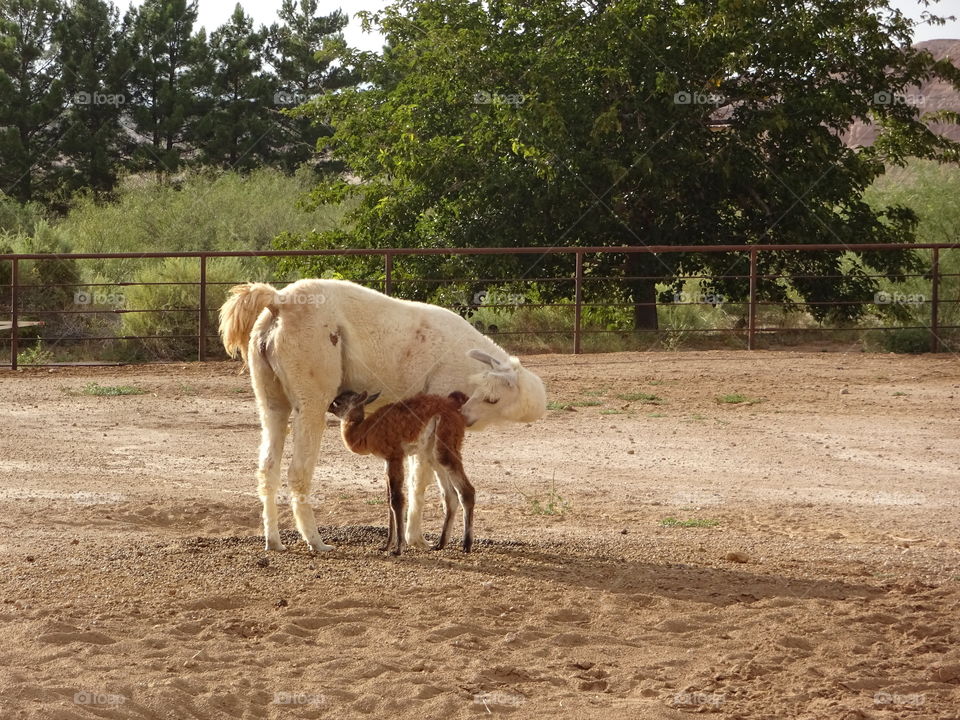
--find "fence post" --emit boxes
[384,252,393,296]
[574,250,583,354]
[747,248,758,350]
[10,258,18,370]
[198,255,207,361]
[930,247,940,353]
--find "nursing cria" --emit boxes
[329,390,474,555]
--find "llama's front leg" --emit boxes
[380,470,395,553]
[287,409,334,553]
[386,457,406,555]
[404,454,432,549]
[257,403,290,552]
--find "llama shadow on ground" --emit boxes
[189,526,884,609]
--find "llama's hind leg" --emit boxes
[455,474,476,553]
[257,407,289,551]
[404,454,433,550]
[252,357,291,551]
[287,407,334,553]
[431,466,458,551]
[443,460,475,553]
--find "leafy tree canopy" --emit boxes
[290,0,960,328]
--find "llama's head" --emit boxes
[461,349,547,430]
[328,390,381,421]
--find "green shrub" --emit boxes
[0,192,44,235]
[16,340,55,366]
[60,167,347,283]
[119,256,259,360]
[872,327,931,354]
[0,221,81,329]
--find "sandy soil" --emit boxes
[1,350,959,720]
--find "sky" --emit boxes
[177,0,960,52]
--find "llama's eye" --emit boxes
[484,398,499,405]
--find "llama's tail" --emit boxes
[447,391,469,409]
[219,282,280,364]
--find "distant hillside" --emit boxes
[846,39,960,146]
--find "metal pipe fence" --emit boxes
[2,244,958,369]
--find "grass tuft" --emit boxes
[617,392,664,404]
[661,517,720,528]
[716,393,763,405]
[81,382,145,396]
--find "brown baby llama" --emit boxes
[328,390,475,555]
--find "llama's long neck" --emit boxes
[339,415,371,455]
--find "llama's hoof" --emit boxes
[405,535,430,550]
[307,541,335,553]
[430,541,446,551]
[265,537,285,552]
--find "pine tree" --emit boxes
[124,0,202,179]
[192,4,275,170]
[56,0,128,197]
[0,0,66,203]
[266,0,355,171]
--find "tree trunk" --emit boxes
[627,252,659,331]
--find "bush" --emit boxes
[119,256,262,360]
[0,192,44,235]
[865,159,960,351]
[60,166,347,283]
[0,220,81,317]
[870,327,932,354]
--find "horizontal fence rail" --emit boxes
[2,244,958,369]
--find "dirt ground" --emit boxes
[1,350,958,720]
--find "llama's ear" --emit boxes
[364,391,381,405]
[468,349,502,368]
[492,369,518,389]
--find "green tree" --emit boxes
[266,0,356,171]
[0,0,65,203]
[289,0,960,330]
[125,0,203,178]
[56,0,129,197]
[192,5,275,169]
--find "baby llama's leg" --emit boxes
[386,456,406,555]
[431,463,458,551]
[439,452,475,553]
